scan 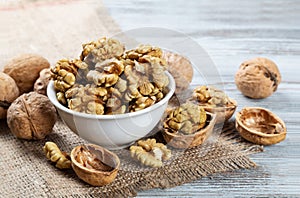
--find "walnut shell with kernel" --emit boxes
[70,144,120,186]
[162,102,217,149]
[189,85,237,124]
[235,57,281,99]
[3,54,50,94]
[235,107,286,145]
[0,72,19,119]
[7,92,57,140]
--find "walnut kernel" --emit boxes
[164,102,207,135]
[162,102,217,148]
[130,138,171,168]
[81,37,125,65]
[51,58,88,92]
[43,142,71,169]
[189,85,237,123]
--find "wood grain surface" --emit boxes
[102,0,300,197]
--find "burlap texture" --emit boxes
[0,119,263,197]
[0,1,263,197]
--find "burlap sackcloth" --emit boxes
[0,1,263,197]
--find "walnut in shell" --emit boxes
[235,107,286,145]
[235,57,281,99]
[162,51,193,93]
[7,92,57,140]
[163,102,217,148]
[0,72,19,119]
[70,144,120,186]
[3,54,50,94]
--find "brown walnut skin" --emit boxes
[0,72,19,119]
[3,54,50,94]
[7,92,57,140]
[235,57,281,99]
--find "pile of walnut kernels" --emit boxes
[51,37,170,115]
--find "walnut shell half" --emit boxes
[202,98,237,124]
[70,144,120,186]
[235,107,286,145]
[163,112,216,149]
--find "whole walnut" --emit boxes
[7,92,57,140]
[34,68,51,95]
[162,51,193,93]
[235,57,281,99]
[3,54,50,94]
[0,72,19,119]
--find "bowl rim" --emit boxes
[47,71,176,120]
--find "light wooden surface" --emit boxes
[102,0,300,197]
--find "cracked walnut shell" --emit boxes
[70,144,120,186]
[0,72,19,119]
[235,107,286,145]
[235,57,281,99]
[3,54,50,94]
[7,92,57,140]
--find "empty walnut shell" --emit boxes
[163,112,216,149]
[70,144,120,186]
[235,107,287,145]
[162,51,193,93]
[202,98,237,124]
[235,57,281,99]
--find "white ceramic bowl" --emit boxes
[47,72,175,150]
